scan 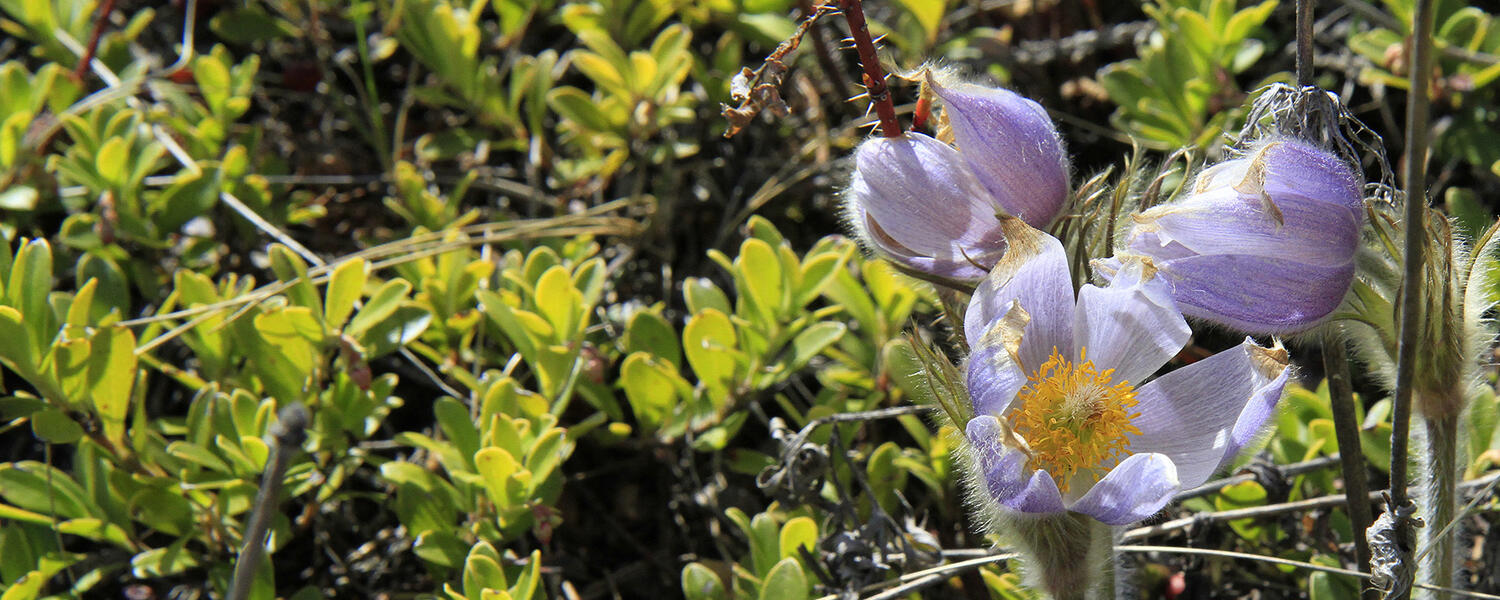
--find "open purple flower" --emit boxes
[844,73,1069,286]
[1096,138,1364,334]
[964,218,1290,525]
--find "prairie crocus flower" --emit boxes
[845,73,1069,286]
[1097,138,1364,334]
[963,218,1290,526]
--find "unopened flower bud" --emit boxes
[844,73,1069,287]
[1098,139,1365,334]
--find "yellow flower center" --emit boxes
[1005,347,1143,493]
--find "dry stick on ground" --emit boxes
[1386,0,1437,598]
[227,405,309,600]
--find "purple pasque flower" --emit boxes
[845,72,1069,286]
[964,217,1290,525]
[1096,138,1364,334]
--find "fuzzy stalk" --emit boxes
[1419,412,1458,600]
[1387,0,1436,597]
[1007,512,1116,600]
[1323,326,1376,599]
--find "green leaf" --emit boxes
[681,562,727,600]
[683,309,740,399]
[435,398,480,472]
[324,258,369,331]
[893,0,944,44]
[683,277,732,315]
[208,6,299,44]
[10,239,53,356]
[534,265,583,342]
[346,279,412,339]
[255,307,323,372]
[0,307,35,376]
[474,447,526,507]
[620,352,682,432]
[786,322,844,371]
[735,238,785,324]
[778,516,817,560]
[30,408,83,444]
[94,137,129,188]
[758,558,808,600]
[86,326,136,446]
[268,245,322,316]
[548,87,615,132]
[1445,187,1491,243]
[625,311,681,368]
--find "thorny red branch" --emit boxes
[838,0,901,138]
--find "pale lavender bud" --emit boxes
[844,74,1070,286]
[1098,139,1365,334]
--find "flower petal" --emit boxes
[966,302,1030,417]
[1071,263,1190,386]
[1132,184,1361,266]
[1068,453,1180,525]
[848,202,996,281]
[929,74,1069,227]
[1255,139,1365,213]
[1129,338,1291,487]
[851,134,1004,263]
[965,218,1075,372]
[1155,253,1355,334]
[967,416,1066,515]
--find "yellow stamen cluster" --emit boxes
[1005,348,1142,493]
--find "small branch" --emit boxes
[74,0,117,81]
[1387,0,1436,596]
[721,2,839,138]
[1117,546,1500,600]
[1173,454,1341,501]
[1128,471,1500,542]
[1324,326,1377,599]
[838,0,901,138]
[227,404,309,600]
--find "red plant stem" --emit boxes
[75,0,118,81]
[838,0,901,138]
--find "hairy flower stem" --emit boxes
[1323,326,1375,598]
[1295,0,1315,87]
[838,0,902,138]
[1388,0,1436,597]
[1008,512,1115,600]
[1420,413,1458,600]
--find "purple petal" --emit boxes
[847,202,996,281]
[850,134,1005,265]
[965,323,1028,418]
[1129,338,1291,488]
[1068,453,1179,525]
[929,75,1069,227]
[1133,184,1361,267]
[1155,253,1355,334]
[1255,139,1365,213]
[966,416,1066,515]
[964,219,1075,372]
[1071,263,1190,386]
